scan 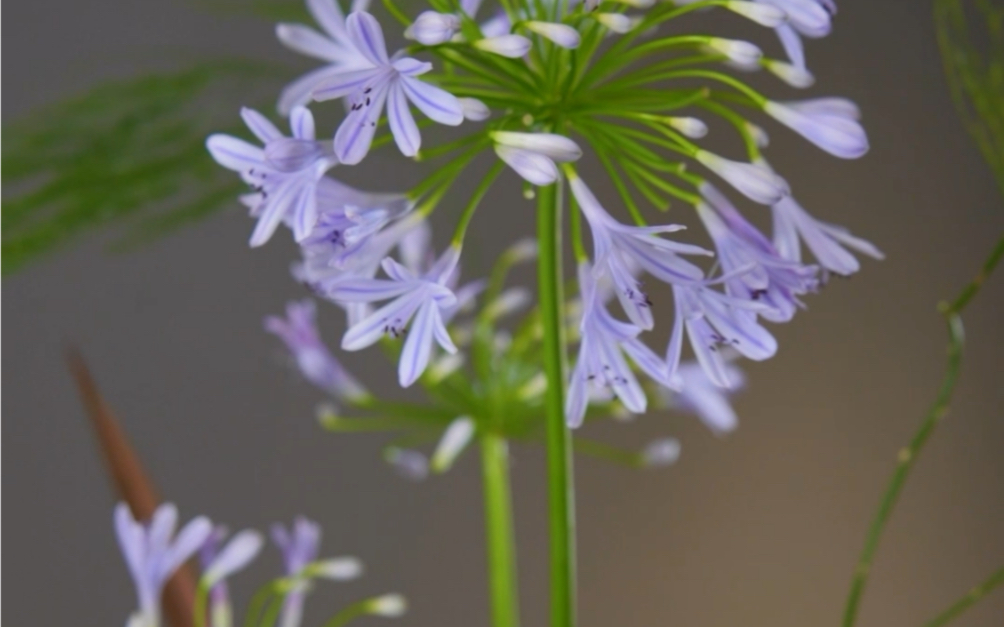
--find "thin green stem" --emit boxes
[841,234,1004,627]
[924,566,1004,627]
[481,433,521,627]
[537,181,577,627]
[453,160,505,245]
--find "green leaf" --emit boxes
[1,59,280,275]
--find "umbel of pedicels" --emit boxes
[115,503,405,627]
[207,0,882,463]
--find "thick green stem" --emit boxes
[536,182,577,627]
[481,433,521,627]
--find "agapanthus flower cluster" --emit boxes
[208,0,880,460]
[115,503,404,627]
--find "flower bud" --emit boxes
[492,131,583,161]
[695,150,790,204]
[524,21,581,49]
[595,13,639,34]
[309,557,363,580]
[474,34,532,57]
[725,1,786,27]
[764,99,869,159]
[642,438,682,467]
[667,116,708,139]
[706,38,762,66]
[458,97,491,121]
[431,417,476,472]
[406,11,461,45]
[764,59,815,88]
[367,594,408,617]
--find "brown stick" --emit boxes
[66,346,196,627]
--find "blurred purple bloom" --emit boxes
[206,107,337,245]
[116,503,212,627]
[266,300,369,402]
[668,361,746,434]
[199,526,263,627]
[272,517,322,627]
[312,11,463,163]
[770,198,882,277]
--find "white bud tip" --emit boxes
[596,13,638,34]
[311,557,364,580]
[765,60,815,89]
[525,22,582,49]
[642,439,682,467]
[668,117,708,139]
[458,97,491,121]
[431,417,476,473]
[368,594,408,617]
[474,35,532,58]
[707,38,762,66]
[726,1,787,27]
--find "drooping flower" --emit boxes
[207,107,337,244]
[665,360,746,434]
[771,194,883,276]
[666,284,778,390]
[764,97,869,158]
[275,0,375,115]
[199,526,264,627]
[328,247,461,387]
[570,175,711,330]
[265,299,370,402]
[116,503,213,627]
[566,263,673,428]
[312,11,463,163]
[697,183,819,323]
[492,131,582,185]
[406,11,462,45]
[757,0,836,68]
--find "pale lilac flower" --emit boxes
[207,107,337,245]
[275,0,375,115]
[329,247,461,387]
[595,13,641,34]
[694,150,790,204]
[566,263,673,428]
[764,98,868,158]
[116,503,212,627]
[666,284,777,389]
[668,361,746,434]
[771,195,883,276]
[698,183,819,323]
[758,0,836,68]
[492,132,582,185]
[265,299,369,402]
[570,175,711,330]
[199,527,263,627]
[272,517,322,627]
[312,11,463,163]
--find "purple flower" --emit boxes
[207,107,337,245]
[265,299,369,402]
[312,11,463,164]
[666,284,777,389]
[698,183,819,323]
[199,526,264,627]
[328,247,461,387]
[569,174,711,330]
[566,263,673,428]
[757,0,836,68]
[667,361,746,434]
[275,0,376,115]
[764,97,868,159]
[115,503,212,627]
[771,194,883,276]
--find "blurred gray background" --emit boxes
[4,0,1004,626]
